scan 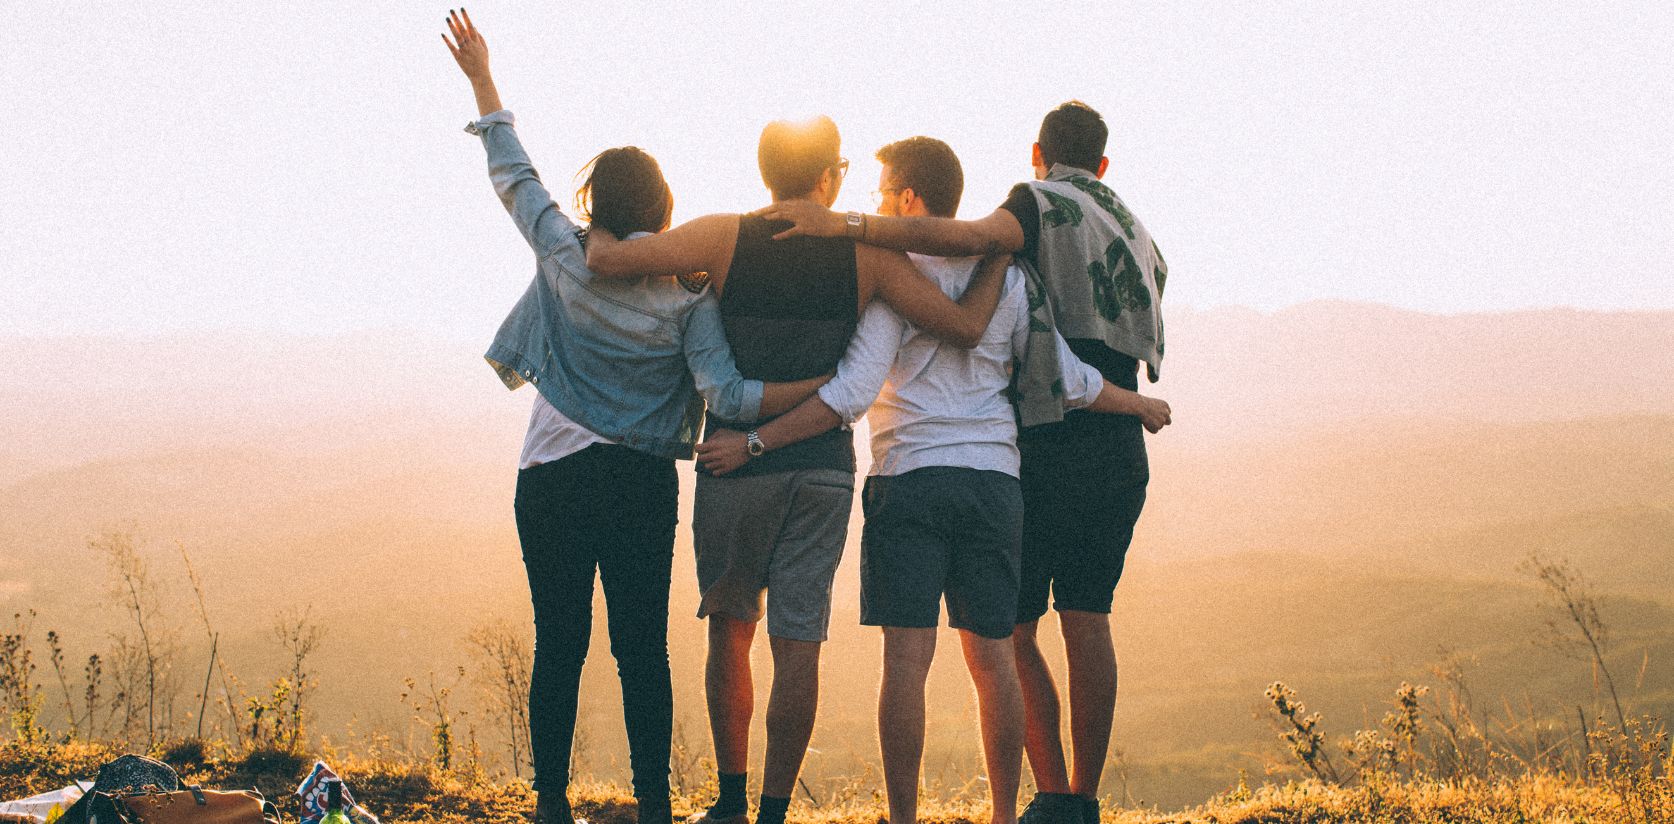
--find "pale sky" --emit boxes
[3,2,1671,338]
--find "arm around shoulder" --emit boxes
[862,246,1008,349]
[587,213,738,279]
[753,201,1024,258]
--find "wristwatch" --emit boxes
[745,430,766,457]
[844,210,865,239]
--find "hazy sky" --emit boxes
[3,2,1670,338]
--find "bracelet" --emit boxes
[845,210,865,240]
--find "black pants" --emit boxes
[514,444,677,802]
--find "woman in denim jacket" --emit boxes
[444,13,824,824]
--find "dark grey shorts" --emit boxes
[859,467,1024,640]
[692,468,855,642]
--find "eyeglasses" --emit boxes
[834,158,850,180]
[871,186,902,207]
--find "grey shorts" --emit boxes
[692,468,855,642]
[859,467,1024,639]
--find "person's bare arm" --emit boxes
[695,399,844,476]
[753,200,1025,258]
[861,248,1008,349]
[1047,328,1172,433]
[697,301,903,475]
[1087,385,1172,433]
[586,214,738,280]
[759,375,832,417]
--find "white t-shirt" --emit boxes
[816,255,1105,478]
[519,392,614,469]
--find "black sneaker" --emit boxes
[1018,793,1081,824]
[534,792,587,824]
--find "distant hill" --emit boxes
[1143,415,1674,561]
[1160,302,1674,442]
[3,304,1672,479]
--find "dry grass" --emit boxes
[2,740,1669,824]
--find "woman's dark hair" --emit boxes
[575,147,674,238]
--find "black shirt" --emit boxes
[703,215,861,477]
[1001,183,1043,265]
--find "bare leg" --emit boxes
[706,616,757,776]
[1011,618,1071,794]
[878,627,937,824]
[761,635,822,798]
[1059,610,1116,800]
[961,630,1025,824]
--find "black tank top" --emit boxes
[702,214,860,477]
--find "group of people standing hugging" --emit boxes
[443,10,1171,824]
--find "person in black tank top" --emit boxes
[703,215,859,478]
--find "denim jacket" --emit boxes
[467,110,763,460]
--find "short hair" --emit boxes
[758,116,842,200]
[1038,100,1108,173]
[575,147,673,238]
[876,136,963,218]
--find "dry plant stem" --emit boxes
[46,631,79,739]
[123,572,156,748]
[467,620,534,779]
[197,632,218,740]
[181,541,243,747]
[1526,554,1629,733]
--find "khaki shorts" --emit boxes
[692,468,854,642]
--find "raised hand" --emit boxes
[442,8,490,82]
[748,200,847,241]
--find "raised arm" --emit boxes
[861,248,1008,349]
[586,214,739,280]
[753,200,1025,258]
[445,10,575,257]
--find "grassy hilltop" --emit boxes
[1,736,1669,824]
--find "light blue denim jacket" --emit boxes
[467,110,764,460]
